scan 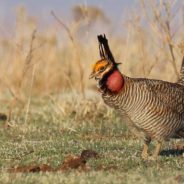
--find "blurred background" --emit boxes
[0,0,184,108]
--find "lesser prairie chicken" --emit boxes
[90,34,184,159]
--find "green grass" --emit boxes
[0,94,184,184]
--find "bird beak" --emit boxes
[89,72,95,79]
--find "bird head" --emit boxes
[89,34,123,92]
[89,59,114,81]
[89,34,121,81]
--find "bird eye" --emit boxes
[99,66,105,71]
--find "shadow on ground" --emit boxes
[160,149,184,157]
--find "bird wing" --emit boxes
[145,79,184,115]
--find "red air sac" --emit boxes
[106,70,124,92]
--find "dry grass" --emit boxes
[0,2,182,95]
[0,0,182,123]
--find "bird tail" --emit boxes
[177,57,184,85]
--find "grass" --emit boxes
[0,1,183,99]
[0,93,184,184]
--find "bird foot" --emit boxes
[141,153,149,160]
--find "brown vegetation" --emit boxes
[0,1,183,120]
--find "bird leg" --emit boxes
[141,138,151,159]
[141,143,149,159]
[153,141,162,158]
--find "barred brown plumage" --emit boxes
[90,34,184,159]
